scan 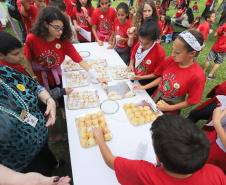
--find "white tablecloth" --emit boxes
[62,42,158,185]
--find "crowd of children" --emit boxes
[1,0,226,183]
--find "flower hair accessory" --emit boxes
[179,31,205,51]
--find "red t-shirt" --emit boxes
[176,9,183,18]
[160,20,165,28]
[23,33,82,86]
[157,8,165,15]
[113,19,131,49]
[193,4,198,10]
[114,157,226,185]
[153,56,206,105]
[63,0,77,18]
[0,25,3,31]
[197,21,210,42]
[71,6,95,41]
[24,5,39,33]
[131,42,165,76]
[212,23,226,53]
[206,0,213,5]
[91,7,117,41]
[161,0,169,9]
[158,21,163,35]
[164,25,173,34]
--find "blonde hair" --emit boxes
[131,0,159,39]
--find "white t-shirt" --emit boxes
[182,14,191,28]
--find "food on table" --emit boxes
[125,91,135,98]
[90,67,111,83]
[67,89,99,109]
[109,65,135,80]
[102,83,108,89]
[124,102,161,126]
[63,59,82,71]
[66,70,89,88]
[110,94,122,100]
[108,92,117,97]
[76,111,112,148]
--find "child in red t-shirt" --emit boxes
[162,16,173,43]
[203,23,226,79]
[90,0,117,46]
[126,17,165,96]
[127,0,163,54]
[193,2,199,13]
[92,114,226,185]
[190,16,200,30]
[133,30,206,114]
[156,0,165,16]
[206,107,226,174]
[173,6,185,18]
[197,11,216,42]
[107,3,131,64]
[64,0,95,42]
[129,6,135,21]
[160,14,165,28]
[23,7,107,120]
[20,0,46,33]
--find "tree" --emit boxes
[210,0,226,26]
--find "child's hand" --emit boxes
[97,78,108,86]
[107,43,114,49]
[133,84,145,90]
[156,100,172,111]
[74,25,80,31]
[92,127,104,141]
[127,28,135,38]
[65,88,73,95]
[212,107,226,126]
[81,7,88,17]
[130,75,141,80]
[117,38,124,44]
[97,40,103,46]
[126,65,134,72]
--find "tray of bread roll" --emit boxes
[85,59,108,68]
[105,81,135,100]
[109,65,135,80]
[67,89,99,110]
[66,70,90,88]
[63,59,83,71]
[123,100,162,126]
[76,110,113,148]
[90,67,111,84]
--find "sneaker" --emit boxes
[206,75,216,80]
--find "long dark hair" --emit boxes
[163,16,172,30]
[186,8,194,24]
[116,2,129,20]
[30,7,72,42]
[76,0,93,12]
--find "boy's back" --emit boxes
[197,21,210,42]
[212,23,226,53]
[114,157,226,185]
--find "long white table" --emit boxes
[62,42,158,185]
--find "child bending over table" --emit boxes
[92,114,226,185]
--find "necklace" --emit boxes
[0,80,29,122]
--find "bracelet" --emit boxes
[46,97,53,104]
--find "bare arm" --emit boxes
[92,24,103,46]
[107,31,115,49]
[20,0,30,11]
[156,100,193,111]
[93,128,116,170]
[131,73,159,81]
[126,59,135,72]
[0,164,71,185]
[213,32,219,37]
[24,56,38,80]
[73,19,80,31]
[38,90,56,127]
[133,77,162,90]
[212,107,226,150]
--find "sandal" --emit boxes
[49,134,68,144]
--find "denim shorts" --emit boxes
[206,49,226,64]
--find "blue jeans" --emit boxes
[165,33,173,43]
[18,19,27,44]
[187,102,217,123]
[128,0,134,7]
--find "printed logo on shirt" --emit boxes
[146,60,151,65]
[100,15,104,18]
[39,50,60,68]
[159,73,180,97]
[76,13,88,28]
[117,26,119,30]
[16,84,26,91]
[55,44,61,49]
[100,18,112,34]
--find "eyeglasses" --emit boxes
[49,23,65,32]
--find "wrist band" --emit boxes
[46,97,53,104]
[88,69,99,79]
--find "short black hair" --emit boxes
[49,0,66,12]
[0,31,22,56]
[177,30,204,56]
[138,16,160,41]
[116,2,129,19]
[30,7,72,42]
[156,0,161,4]
[194,2,197,4]
[151,114,210,174]
[204,11,215,21]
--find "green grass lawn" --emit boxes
[1,0,225,184]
